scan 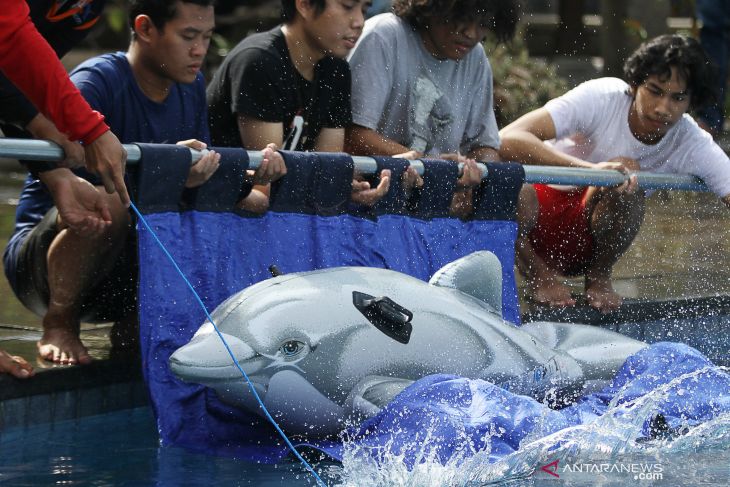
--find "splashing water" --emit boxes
[331,366,730,487]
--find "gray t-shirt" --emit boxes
[348,13,500,156]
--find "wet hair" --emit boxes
[623,34,717,110]
[281,0,327,23]
[392,0,521,43]
[128,0,216,33]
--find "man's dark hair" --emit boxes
[128,0,216,33]
[393,0,520,43]
[281,0,327,23]
[623,34,717,110]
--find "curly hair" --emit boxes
[623,34,717,110]
[392,0,520,43]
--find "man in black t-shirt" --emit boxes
[207,23,351,152]
[207,0,390,206]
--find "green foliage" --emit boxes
[485,33,569,128]
[105,5,127,34]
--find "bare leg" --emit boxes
[585,186,646,312]
[515,185,576,307]
[38,191,131,365]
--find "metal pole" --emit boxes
[0,137,709,192]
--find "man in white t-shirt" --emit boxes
[499,34,730,313]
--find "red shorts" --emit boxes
[528,184,594,275]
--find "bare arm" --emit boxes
[235,115,287,181]
[237,114,283,148]
[441,153,488,219]
[83,130,130,206]
[345,125,411,156]
[175,139,220,188]
[26,113,85,169]
[0,2,129,205]
[39,168,112,237]
[314,128,345,152]
[500,107,640,189]
[499,108,593,168]
[468,146,500,163]
[234,115,289,212]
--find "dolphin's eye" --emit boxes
[279,340,305,358]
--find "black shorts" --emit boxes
[13,207,137,322]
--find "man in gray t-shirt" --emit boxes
[346,0,519,214]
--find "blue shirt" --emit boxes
[4,52,210,289]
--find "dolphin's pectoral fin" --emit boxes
[429,251,503,316]
[346,375,414,419]
[352,291,413,344]
[265,370,346,437]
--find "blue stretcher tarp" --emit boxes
[134,147,729,466]
[310,342,730,466]
[134,146,523,461]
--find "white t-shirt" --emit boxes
[544,77,730,198]
[348,13,500,156]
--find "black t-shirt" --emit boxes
[207,26,352,151]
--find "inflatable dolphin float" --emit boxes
[169,251,647,436]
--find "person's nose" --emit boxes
[352,8,365,30]
[191,40,208,58]
[655,96,672,119]
[462,22,479,41]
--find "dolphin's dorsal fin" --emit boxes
[429,251,503,316]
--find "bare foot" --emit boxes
[585,277,622,313]
[0,349,34,378]
[37,314,92,365]
[527,272,576,307]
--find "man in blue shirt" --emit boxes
[3,0,284,365]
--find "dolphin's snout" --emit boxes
[169,331,257,381]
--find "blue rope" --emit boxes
[130,202,327,487]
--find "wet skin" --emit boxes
[419,17,490,61]
[301,0,371,61]
[628,67,691,145]
[129,2,215,101]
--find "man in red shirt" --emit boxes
[0,0,127,375]
[0,0,128,211]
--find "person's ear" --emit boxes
[133,15,157,43]
[295,0,316,21]
[629,84,638,98]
